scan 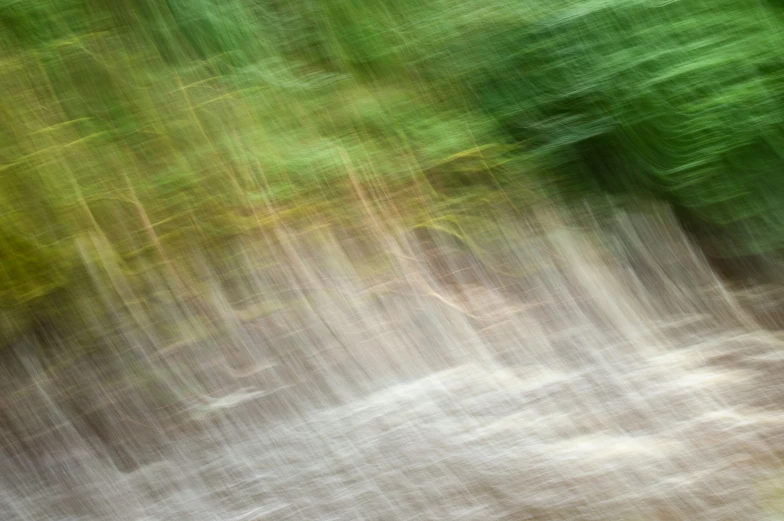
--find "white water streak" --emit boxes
[3,204,784,520]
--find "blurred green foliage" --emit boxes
[459,0,784,254]
[2,0,784,340]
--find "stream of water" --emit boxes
[3,204,784,520]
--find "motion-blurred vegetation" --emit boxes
[2,0,784,342]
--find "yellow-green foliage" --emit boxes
[5,0,784,342]
[0,1,510,339]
